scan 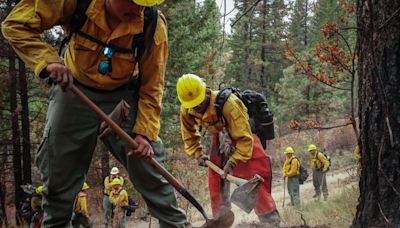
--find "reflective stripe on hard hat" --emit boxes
[284,147,294,154]
[132,0,164,7]
[176,74,207,109]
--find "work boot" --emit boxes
[312,193,320,198]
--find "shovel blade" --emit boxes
[231,180,261,213]
[200,209,235,228]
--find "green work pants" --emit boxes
[312,170,328,198]
[102,194,112,226]
[35,84,187,228]
[287,176,300,206]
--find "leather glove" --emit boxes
[222,160,236,179]
[98,100,131,139]
[219,129,234,156]
[197,154,209,167]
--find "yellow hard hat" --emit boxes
[132,0,164,7]
[176,74,206,109]
[284,147,294,154]
[110,178,122,186]
[82,182,90,190]
[308,144,317,151]
[36,186,43,194]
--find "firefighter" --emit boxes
[282,147,300,206]
[308,144,330,200]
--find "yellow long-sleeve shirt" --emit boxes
[282,157,300,177]
[109,188,128,208]
[180,90,253,165]
[310,152,330,171]
[74,192,89,217]
[1,0,168,141]
[104,176,124,195]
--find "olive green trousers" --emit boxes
[36,84,187,227]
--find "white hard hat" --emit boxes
[110,167,119,175]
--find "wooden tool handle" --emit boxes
[205,160,248,186]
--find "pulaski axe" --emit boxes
[205,160,264,213]
[70,85,234,228]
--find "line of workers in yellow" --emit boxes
[282,144,330,206]
[32,166,129,228]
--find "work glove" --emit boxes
[218,129,234,156]
[322,167,328,173]
[197,154,209,167]
[222,160,236,179]
[98,100,131,139]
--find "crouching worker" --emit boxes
[176,74,280,225]
[72,182,91,228]
[109,178,128,228]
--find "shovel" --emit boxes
[205,160,264,213]
[70,85,234,228]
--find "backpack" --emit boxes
[59,0,158,66]
[215,87,275,149]
[317,151,332,170]
[125,196,138,216]
[290,158,308,184]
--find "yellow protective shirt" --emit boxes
[1,0,168,141]
[104,176,124,195]
[109,188,128,208]
[310,151,330,171]
[74,191,89,217]
[282,156,300,177]
[180,90,253,165]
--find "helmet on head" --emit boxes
[82,182,89,190]
[284,147,294,154]
[36,186,43,194]
[308,144,317,151]
[176,74,206,109]
[110,167,119,175]
[132,0,164,7]
[110,178,122,186]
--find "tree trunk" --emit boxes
[353,0,400,227]
[260,0,267,87]
[9,57,23,223]
[0,145,8,227]
[18,59,31,184]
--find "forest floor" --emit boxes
[128,164,359,228]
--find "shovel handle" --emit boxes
[70,85,209,220]
[205,160,248,186]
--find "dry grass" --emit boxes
[279,184,358,228]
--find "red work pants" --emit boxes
[208,134,277,216]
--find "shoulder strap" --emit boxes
[58,0,92,56]
[133,6,158,62]
[215,88,233,122]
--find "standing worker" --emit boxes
[282,147,300,206]
[308,144,330,200]
[176,74,280,225]
[103,167,124,227]
[72,182,91,228]
[2,0,188,227]
[30,186,44,228]
[109,178,128,228]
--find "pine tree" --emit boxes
[288,0,311,51]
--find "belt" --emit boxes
[103,193,109,196]
[74,78,139,93]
